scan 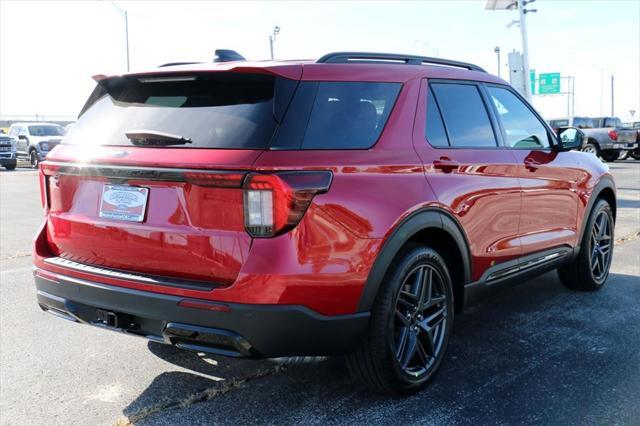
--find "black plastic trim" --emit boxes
[35,271,370,358]
[574,175,617,256]
[463,246,573,307]
[357,208,472,312]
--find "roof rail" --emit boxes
[316,52,487,73]
[158,62,202,68]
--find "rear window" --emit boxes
[572,117,593,129]
[66,73,292,149]
[430,83,497,148]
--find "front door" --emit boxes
[483,84,582,255]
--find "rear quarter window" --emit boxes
[272,81,401,150]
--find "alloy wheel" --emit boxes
[582,145,597,155]
[590,211,612,282]
[393,264,448,377]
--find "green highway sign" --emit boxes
[539,72,561,94]
[530,69,536,94]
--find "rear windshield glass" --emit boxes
[29,125,64,136]
[65,73,286,149]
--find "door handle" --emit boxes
[433,158,459,172]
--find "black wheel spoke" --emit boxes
[417,327,436,357]
[395,309,411,327]
[395,326,409,359]
[400,332,418,369]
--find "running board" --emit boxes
[464,246,573,308]
[486,250,568,283]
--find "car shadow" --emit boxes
[126,271,640,425]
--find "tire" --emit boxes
[581,142,600,156]
[558,199,614,291]
[29,150,39,169]
[631,150,640,160]
[4,163,16,170]
[346,246,454,395]
[601,150,620,162]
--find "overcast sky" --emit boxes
[1,0,638,121]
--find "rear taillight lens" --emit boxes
[243,171,332,237]
[608,130,618,141]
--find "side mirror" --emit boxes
[556,127,584,151]
[18,135,27,140]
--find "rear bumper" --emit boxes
[34,269,369,358]
[599,141,637,151]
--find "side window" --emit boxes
[19,127,27,136]
[431,83,497,148]
[425,87,449,147]
[487,86,551,149]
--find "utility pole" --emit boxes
[611,75,614,116]
[494,46,501,77]
[269,26,280,60]
[106,1,130,71]
[124,10,130,71]
[517,0,536,101]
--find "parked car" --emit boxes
[0,134,17,170]
[579,117,637,161]
[8,122,65,168]
[33,52,616,395]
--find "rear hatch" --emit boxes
[41,67,300,285]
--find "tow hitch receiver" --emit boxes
[95,309,135,330]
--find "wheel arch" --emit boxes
[578,175,617,247]
[357,208,471,314]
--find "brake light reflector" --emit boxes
[608,130,618,141]
[243,171,332,237]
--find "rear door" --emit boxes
[41,69,300,285]
[413,79,522,281]
[483,84,583,255]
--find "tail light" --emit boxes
[243,171,332,237]
[608,130,618,141]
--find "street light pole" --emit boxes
[494,46,501,78]
[269,26,280,60]
[106,1,130,71]
[124,10,130,72]
[517,0,533,101]
[611,75,614,116]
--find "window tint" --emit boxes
[300,82,400,149]
[425,87,449,147]
[66,73,289,149]
[431,83,497,148]
[487,86,550,148]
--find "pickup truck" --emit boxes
[582,117,637,162]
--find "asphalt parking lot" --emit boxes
[1,161,639,426]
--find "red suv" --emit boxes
[34,52,616,395]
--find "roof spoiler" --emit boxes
[213,49,246,63]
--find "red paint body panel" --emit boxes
[35,60,614,318]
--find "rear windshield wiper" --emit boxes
[125,130,192,146]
